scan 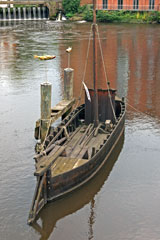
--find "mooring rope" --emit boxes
[126,101,143,114]
[126,99,160,123]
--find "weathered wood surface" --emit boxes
[51,157,88,177]
[36,99,75,126]
[28,174,46,225]
[35,99,75,141]
[65,125,106,157]
[46,106,83,148]
[35,122,108,178]
[50,99,75,122]
[34,146,65,176]
[64,68,74,100]
[28,99,125,224]
[48,125,107,177]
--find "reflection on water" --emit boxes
[1,21,160,120]
[0,21,160,240]
[32,134,124,240]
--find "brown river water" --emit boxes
[0,20,160,240]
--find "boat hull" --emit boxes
[28,100,125,224]
[47,112,125,202]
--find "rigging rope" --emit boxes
[76,23,117,123]
[96,24,117,122]
[76,24,93,108]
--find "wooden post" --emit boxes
[64,68,74,100]
[40,82,52,142]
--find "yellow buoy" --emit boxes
[34,55,56,60]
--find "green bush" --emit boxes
[62,2,160,24]
[66,12,74,18]
[62,0,80,14]
[148,11,160,23]
[78,4,87,14]
[97,11,120,22]
[83,9,93,21]
[96,10,160,23]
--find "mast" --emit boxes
[93,0,99,127]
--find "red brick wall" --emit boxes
[155,0,160,10]
[80,0,92,5]
[123,0,133,10]
[97,0,102,9]
[83,0,160,10]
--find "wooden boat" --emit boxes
[28,0,125,225]
[31,133,124,239]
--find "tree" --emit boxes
[62,0,80,14]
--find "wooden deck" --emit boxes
[49,125,107,177]
[51,157,88,177]
[35,124,108,177]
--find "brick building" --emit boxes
[81,0,160,11]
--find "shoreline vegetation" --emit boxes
[0,2,160,23]
[71,8,160,24]
[62,0,160,23]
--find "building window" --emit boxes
[118,0,123,9]
[103,0,108,9]
[149,0,155,10]
[133,0,139,9]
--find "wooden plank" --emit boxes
[52,157,77,176]
[28,174,45,224]
[69,146,86,159]
[46,107,83,149]
[34,146,65,176]
[73,159,88,169]
[50,99,75,125]
[51,157,88,177]
[34,98,75,143]
[51,156,68,172]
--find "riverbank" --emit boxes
[69,9,160,23]
[1,4,159,24]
